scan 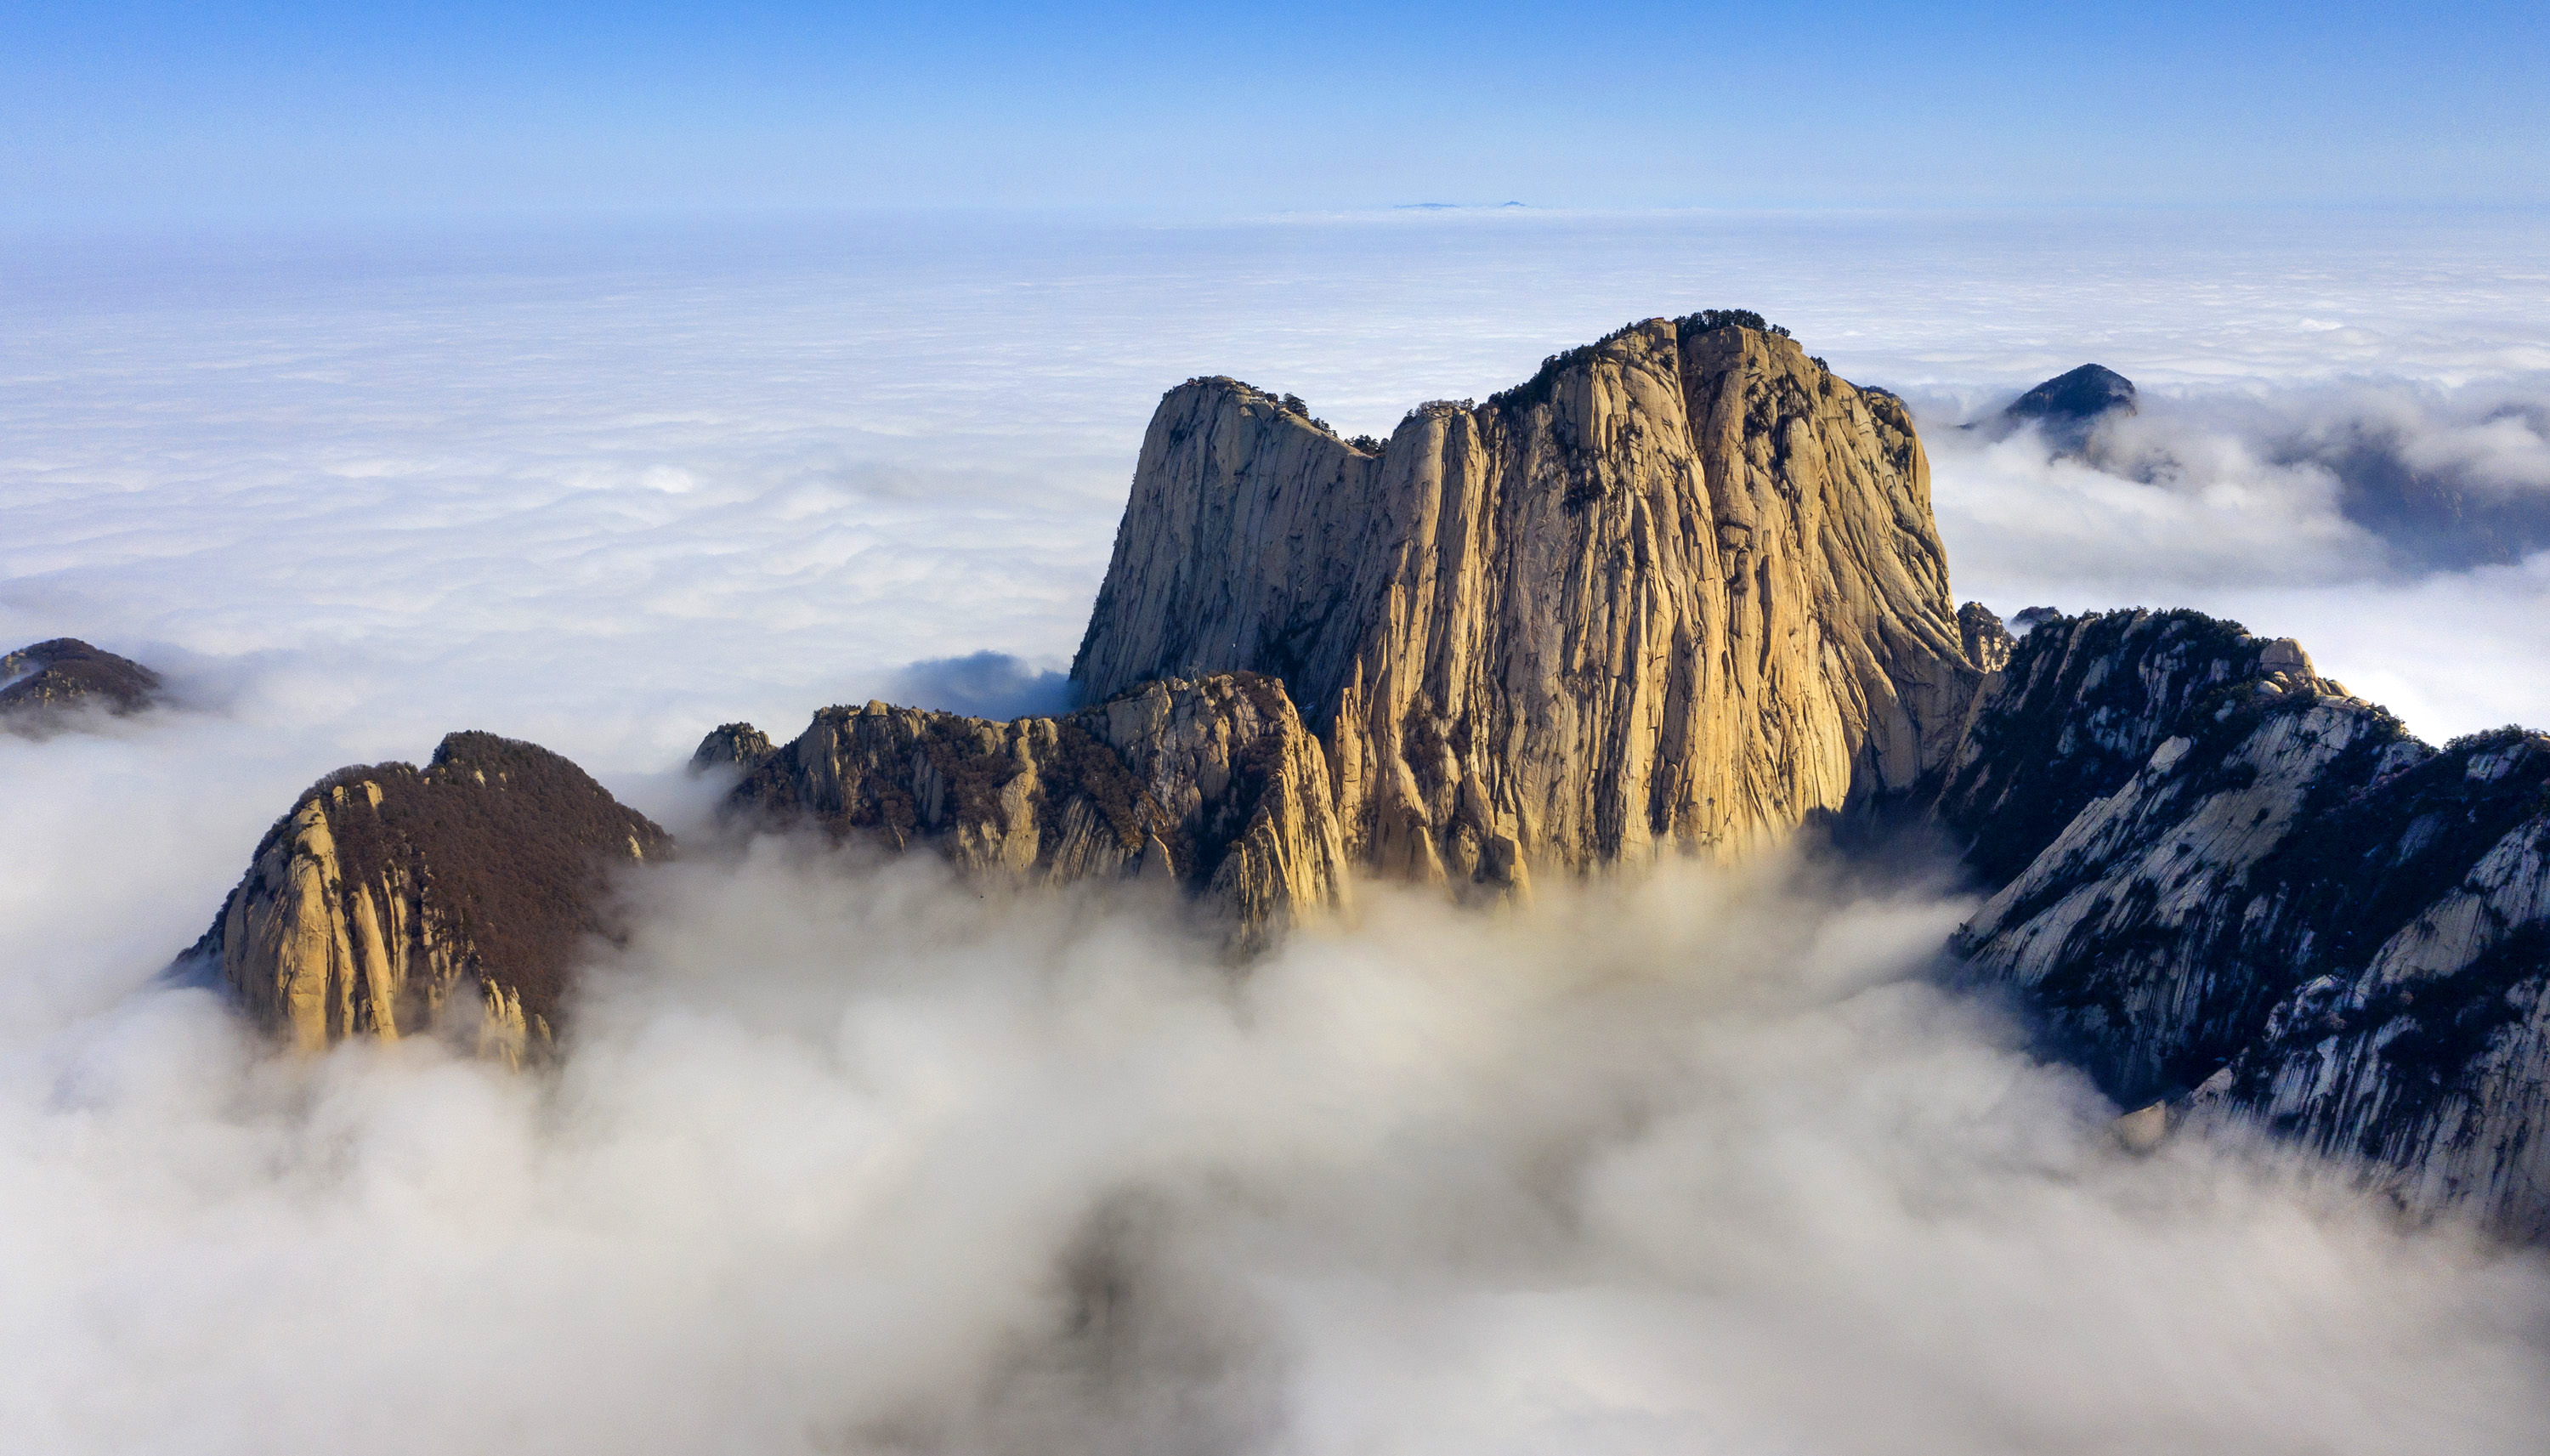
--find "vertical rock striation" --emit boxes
[189,732,668,1061]
[722,672,1350,949]
[1069,314,1983,886]
[158,314,2546,1230]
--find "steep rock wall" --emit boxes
[1069,317,1981,884]
[2217,733,2550,1237]
[1933,610,2319,887]
[190,732,668,1060]
[724,672,1350,948]
[1947,609,2550,1236]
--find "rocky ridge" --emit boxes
[167,313,2550,1243]
[188,732,668,1061]
[1942,606,2550,1236]
[717,672,1351,948]
[1070,314,1985,886]
[190,674,1349,1053]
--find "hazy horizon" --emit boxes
[7,203,2546,779]
[7,3,2545,224]
[6,18,2550,1443]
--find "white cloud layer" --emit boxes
[6,208,2549,767]
[5,208,2550,1451]
[8,837,2547,1454]
[1923,373,2550,730]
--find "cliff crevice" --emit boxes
[1069,316,1984,883]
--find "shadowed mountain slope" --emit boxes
[1943,606,2550,1237]
[1,637,162,726]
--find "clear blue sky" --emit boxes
[3,1,2543,223]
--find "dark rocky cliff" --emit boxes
[1944,607,2550,1236]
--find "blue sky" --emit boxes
[4,2,2545,221]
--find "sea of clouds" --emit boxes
[3,207,2549,1452]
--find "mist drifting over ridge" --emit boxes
[6,207,2550,1451]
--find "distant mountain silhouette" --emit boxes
[0,637,162,727]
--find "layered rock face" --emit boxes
[149,312,2547,1232]
[190,732,668,1061]
[0,637,162,724]
[721,673,1350,947]
[1946,608,2550,1235]
[1070,315,1981,886]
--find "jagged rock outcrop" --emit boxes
[1932,610,2332,889]
[0,637,162,726]
[690,722,775,774]
[1069,314,1984,886]
[726,673,1350,948]
[189,732,668,1061]
[1957,602,2014,674]
[1944,607,2550,1236]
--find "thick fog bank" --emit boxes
[6,844,2547,1455]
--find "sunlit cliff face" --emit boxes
[4,210,2547,771]
[3,208,2549,1453]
